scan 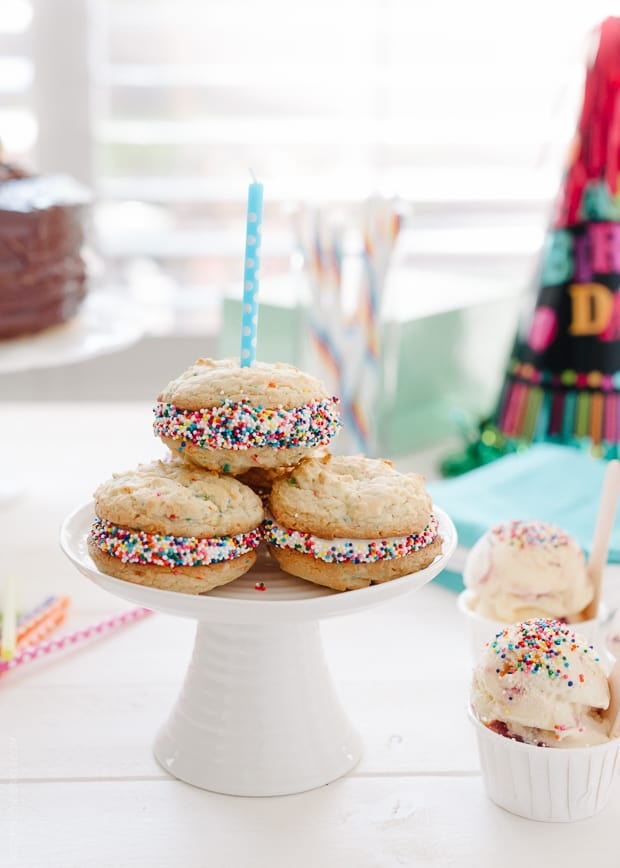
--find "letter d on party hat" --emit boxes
[494,17,620,456]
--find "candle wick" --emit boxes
[249,167,258,184]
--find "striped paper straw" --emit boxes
[305,213,350,421]
[0,595,57,634]
[17,596,70,647]
[0,607,153,677]
[18,597,70,649]
[18,596,58,626]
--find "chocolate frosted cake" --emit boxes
[0,163,90,339]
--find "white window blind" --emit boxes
[0,1,35,165]
[3,0,619,332]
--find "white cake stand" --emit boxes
[0,292,144,505]
[60,502,457,797]
[0,291,144,375]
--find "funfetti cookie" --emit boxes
[88,460,264,595]
[153,358,341,475]
[236,446,332,504]
[264,455,442,591]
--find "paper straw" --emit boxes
[310,331,355,454]
[16,596,70,646]
[16,595,58,628]
[305,213,349,416]
[0,595,59,632]
[583,459,620,620]
[17,596,70,648]
[309,322,345,391]
[19,608,68,649]
[0,607,153,676]
[354,200,402,454]
[347,398,370,451]
[296,199,401,455]
[1,576,17,661]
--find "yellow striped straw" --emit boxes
[1,576,17,661]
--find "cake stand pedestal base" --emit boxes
[61,502,457,798]
[153,620,362,796]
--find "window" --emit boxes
[0,1,35,165]
[2,0,616,333]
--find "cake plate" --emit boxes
[0,291,144,375]
[60,502,457,797]
[0,292,144,506]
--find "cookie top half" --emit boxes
[269,455,433,539]
[158,358,331,410]
[93,460,264,537]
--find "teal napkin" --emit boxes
[428,444,620,591]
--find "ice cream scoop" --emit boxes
[464,520,593,623]
[471,618,610,747]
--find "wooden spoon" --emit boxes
[582,460,620,621]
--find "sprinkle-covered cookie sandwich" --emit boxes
[264,454,442,591]
[153,358,341,475]
[88,460,264,595]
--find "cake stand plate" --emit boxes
[0,291,144,374]
[0,292,144,507]
[61,503,457,797]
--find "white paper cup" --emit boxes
[457,589,607,662]
[469,707,620,822]
[457,590,505,658]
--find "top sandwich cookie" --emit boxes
[265,454,442,591]
[88,459,264,595]
[153,358,341,475]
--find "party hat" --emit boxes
[445,18,620,477]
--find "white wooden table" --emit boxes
[2,403,620,868]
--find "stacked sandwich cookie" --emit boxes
[88,460,264,594]
[88,357,442,595]
[153,358,341,476]
[263,454,442,590]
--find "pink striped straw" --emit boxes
[0,607,153,676]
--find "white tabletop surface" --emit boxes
[2,402,620,868]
